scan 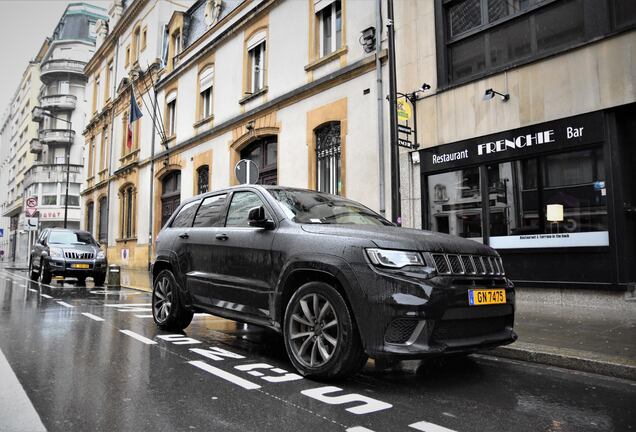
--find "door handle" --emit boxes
[179,233,190,239]
[215,233,229,241]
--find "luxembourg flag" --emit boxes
[127,90,143,150]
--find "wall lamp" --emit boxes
[483,88,509,102]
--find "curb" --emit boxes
[486,341,636,381]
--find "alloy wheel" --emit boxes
[153,276,173,323]
[288,293,339,368]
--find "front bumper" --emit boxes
[350,263,517,359]
[45,256,107,278]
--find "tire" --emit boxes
[152,269,193,331]
[39,259,52,284]
[93,274,106,286]
[283,281,367,380]
[29,257,38,281]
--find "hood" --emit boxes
[52,244,100,253]
[300,224,496,256]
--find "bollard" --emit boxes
[107,264,121,290]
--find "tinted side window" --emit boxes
[225,192,268,227]
[171,200,200,228]
[192,194,227,227]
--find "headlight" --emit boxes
[49,248,63,258]
[366,248,426,268]
[96,251,106,259]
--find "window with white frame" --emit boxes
[61,184,81,207]
[171,31,181,67]
[42,183,58,205]
[316,0,342,57]
[166,91,177,136]
[199,66,214,119]
[247,31,266,93]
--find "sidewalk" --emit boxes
[488,300,636,380]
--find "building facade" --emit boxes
[395,0,635,291]
[1,43,48,263]
[82,0,392,288]
[0,111,12,260]
[29,3,108,235]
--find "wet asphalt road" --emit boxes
[0,269,634,432]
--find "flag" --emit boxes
[127,89,143,150]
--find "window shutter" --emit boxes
[247,30,266,50]
[315,0,336,13]
[199,67,214,92]
[166,90,177,103]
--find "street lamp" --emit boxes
[32,106,73,229]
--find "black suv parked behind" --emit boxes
[29,228,107,285]
[153,186,516,378]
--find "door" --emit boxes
[166,199,200,288]
[184,193,229,305]
[161,171,181,228]
[205,190,276,318]
[241,137,277,185]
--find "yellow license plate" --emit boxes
[71,263,90,269]
[468,289,506,306]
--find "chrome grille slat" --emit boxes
[63,251,95,260]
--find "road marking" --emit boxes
[347,428,376,432]
[409,421,457,432]
[56,301,74,308]
[81,312,105,322]
[189,360,261,390]
[40,294,53,299]
[134,314,154,318]
[120,330,157,345]
[28,288,38,293]
[157,334,201,345]
[301,386,393,415]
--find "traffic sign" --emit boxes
[26,196,38,208]
[25,208,37,217]
[235,159,259,185]
[24,218,38,231]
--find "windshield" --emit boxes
[269,189,392,226]
[48,231,96,245]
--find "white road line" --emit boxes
[28,288,38,293]
[134,314,154,318]
[104,303,151,307]
[120,330,157,345]
[409,421,457,432]
[81,312,105,322]
[189,360,261,390]
[40,294,53,299]
[56,301,74,308]
[347,428,376,432]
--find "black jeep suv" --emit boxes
[29,228,107,285]
[152,186,516,378]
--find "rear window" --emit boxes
[171,200,200,228]
[193,194,227,227]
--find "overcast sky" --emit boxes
[0,0,110,116]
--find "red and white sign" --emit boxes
[26,197,38,208]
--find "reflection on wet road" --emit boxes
[0,269,634,432]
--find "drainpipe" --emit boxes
[105,37,120,248]
[375,0,386,217]
[147,83,157,271]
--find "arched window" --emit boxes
[119,184,136,239]
[315,121,341,195]
[98,196,108,244]
[86,201,94,235]
[161,171,181,227]
[197,165,209,195]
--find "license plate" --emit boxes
[71,263,90,269]
[468,289,506,306]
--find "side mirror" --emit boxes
[248,206,273,229]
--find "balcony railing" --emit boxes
[24,163,83,189]
[40,94,77,111]
[40,59,86,82]
[30,138,42,154]
[39,129,75,145]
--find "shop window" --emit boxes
[427,167,483,240]
[193,194,227,227]
[315,122,342,195]
[197,165,210,195]
[437,0,631,85]
[486,148,608,247]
